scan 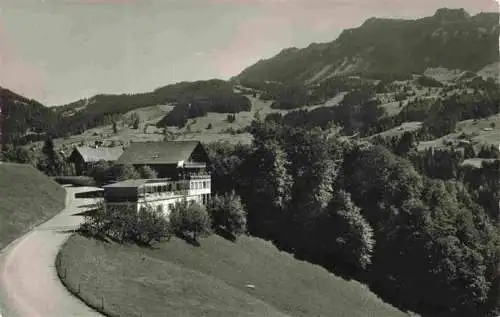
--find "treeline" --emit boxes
[265,79,499,141]
[156,93,251,128]
[267,87,384,135]
[239,76,376,110]
[376,85,499,139]
[206,119,500,317]
[372,132,500,221]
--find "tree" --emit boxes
[137,165,158,179]
[394,132,416,156]
[463,143,476,159]
[37,137,69,176]
[207,191,247,236]
[226,114,236,123]
[206,122,213,129]
[112,120,118,134]
[239,138,293,236]
[313,190,375,270]
[130,113,140,129]
[135,205,171,245]
[169,199,212,242]
[86,160,114,185]
[116,164,140,181]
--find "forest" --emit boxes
[206,118,500,317]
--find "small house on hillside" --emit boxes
[116,140,210,179]
[69,146,124,175]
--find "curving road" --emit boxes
[0,186,105,317]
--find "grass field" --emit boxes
[369,121,423,139]
[418,113,500,151]
[57,233,408,317]
[0,163,66,249]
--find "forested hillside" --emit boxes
[0,87,63,145]
[206,119,500,317]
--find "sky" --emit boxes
[0,0,497,106]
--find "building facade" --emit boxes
[102,174,211,217]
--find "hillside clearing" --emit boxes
[58,234,408,317]
[418,113,500,151]
[0,163,66,249]
[369,121,423,139]
[46,92,349,150]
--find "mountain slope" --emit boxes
[0,87,61,144]
[235,8,500,84]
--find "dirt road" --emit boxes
[0,186,104,317]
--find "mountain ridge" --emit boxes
[234,8,500,84]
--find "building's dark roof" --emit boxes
[116,140,203,165]
[72,146,124,163]
[103,178,174,188]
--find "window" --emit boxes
[157,205,163,213]
[168,203,174,210]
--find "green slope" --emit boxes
[58,234,408,317]
[0,163,66,249]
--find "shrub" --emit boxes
[169,199,212,242]
[207,191,247,236]
[207,122,213,129]
[80,202,170,246]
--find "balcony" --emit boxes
[188,173,211,180]
[182,162,207,169]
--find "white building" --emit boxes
[102,140,213,217]
[102,174,211,217]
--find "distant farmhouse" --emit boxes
[103,140,211,216]
[68,146,124,175]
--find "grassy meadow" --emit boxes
[57,233,408,317]
[0,163,66,249]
